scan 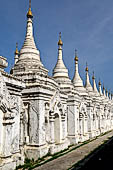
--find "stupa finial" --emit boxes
[27,0,33,18]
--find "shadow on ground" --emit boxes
[71,136,113,170]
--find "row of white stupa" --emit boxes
[51,32,111,99]
[12,3,111,99]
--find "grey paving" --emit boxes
[34,131,113,170]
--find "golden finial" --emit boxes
[15,43,19,55]
[74,49,78,61]
[99,78,101,86]
[27,0,33,18]
[85,62,88,72]
[92,71,95,80]
[58,32,63,46]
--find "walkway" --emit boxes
[35,131,113,170]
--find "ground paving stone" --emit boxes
[35,131,113,170]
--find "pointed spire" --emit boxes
[15,43,19,55]
[12,0,48,75]
[19,0,42,63]
[14,43,19,64]
[92,71,95,80]
[85,62,93,92]
[85,62,88,72]
[98,79,103,95]
[75,49,78,62]
[53,32,69,79]
[92,71,98,93]
[26,0,33,38]
[72,50,84,89]
[27,0,33,18]
[109,91,111,100]
[29,0,31,8]
[58,32,63,46]
[106,88,108,98]
[103,84,106,97]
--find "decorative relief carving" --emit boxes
[49,91,66,119]
[30,101,39,120]
[79,102,87,119]
[0,73,20,125]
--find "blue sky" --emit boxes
[0,0,113,91]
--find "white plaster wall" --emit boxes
[0,110,3,155]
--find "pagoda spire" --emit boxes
[57,32,63,60]
[12,0,49,76]
[85,62,93,92]
[98,79,103,96]
[14,43,19,64]
[29,0,31,8]
[15,42,19,55]
[106,88,108,98]
[109,91,111,100]
[103,84,106,97]
[26,0,33,38]
[72,50,84,88]
[58,32,63,46]
[92,71,98,93]
[27,0,33,18]
[19,0,42,62]
[53,32,69,79]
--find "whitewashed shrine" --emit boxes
[0,1,113,169]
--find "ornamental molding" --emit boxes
[0,71,19,123]
[48,91,67,119]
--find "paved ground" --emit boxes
[34,131,113,170]
[72,134,113,170]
